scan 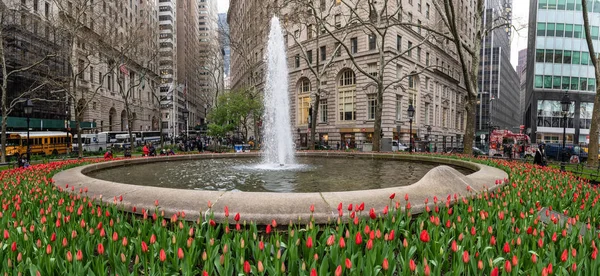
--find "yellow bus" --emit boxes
[5,132,72,159]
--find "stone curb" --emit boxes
[52,152,508,225]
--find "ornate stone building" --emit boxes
[229,0,477,151]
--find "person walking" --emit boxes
[534,143,547,166]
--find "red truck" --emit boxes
[489,129,535,158]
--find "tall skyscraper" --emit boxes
[218,13,231,78]
[198,0,221,121]
[158,0,181,137]
[517,48,528,125]
[475,0,521,148]
[524,0,598,145]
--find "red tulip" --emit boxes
[243,261,251,274]
[347,204,353,211]
[420,229,430,243]
[177,247,184,259]
[345,258,352,269]
[259,240,264,250]
[366,239,373,250]
[50,233,56,242]
[310,268,317,276]
[355,232,363,245]
[369,208,376,219]
[154,200,159,206]
[271,219,277,228]
[62,237,68,247]
[358,202,365,211]
[306,236,313,248]
[451,240,458,252]
[404,193,409,201]
[531,253,538,263]
[266,225,271,234]
[327,235,335,246]
[112,231,119,242]
[234,213,240,222]
[141,241,148,253]
[97,243,104,255]
[209,219,216,227]
[382,258,389,270]
[477,260,484,270]
[224,206,229,217]
[561,249,568,262]
[150,234,157,244]
[409,259,416,272]
[310,204,315,213]
[390,193,395,199]
[3,229,9,240]
[339,237,346,248]
[503,242,510,253]
[547,263,553,274]
[592,248,598,260]
[46,244,52,255]
[462,251,470,263]
[159,249,166,262]
[504,260,512,273]
[512,255,518,266]
[335,265,342,276]
[76,250,83,261]
[66,251,73,262]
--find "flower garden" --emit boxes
[0,155,598,275]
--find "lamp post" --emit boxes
[182,108,189,143]
[560,91,570,172]
[24,99,34,162]
[407,104,415,153]
[427,125,432,152]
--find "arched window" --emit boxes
[337,69,356,121]
[297,78,311,125]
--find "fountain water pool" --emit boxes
[261,16,296,168]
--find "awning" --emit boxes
[0,116,96,130]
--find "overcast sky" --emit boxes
[217,0,528,69]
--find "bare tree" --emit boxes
[582,1,600,166]
[0,4,63,162]
[424,0,516,155]
[313,0,433,151]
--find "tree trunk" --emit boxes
[309,93,320,150]
[588,83,600,167]
[1,111,7,163]
[373,83,384,152]
[463,93,477,155]
[1,87,7,163]
[76,117,83,159]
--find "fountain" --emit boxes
[261,16,296,167]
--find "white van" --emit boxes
[392,141,409,152]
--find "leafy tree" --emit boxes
[207,89,262,142]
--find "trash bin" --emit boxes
[234,144,243,153]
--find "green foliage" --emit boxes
[207,89,262,139]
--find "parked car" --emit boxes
[544,143,587,161]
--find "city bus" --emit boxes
[4,132,72,159]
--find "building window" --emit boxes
[334,42,341,57]
[368,33,376,50]
[320,46,326,61]
[319,99,328,122]
[33,0,38,11]
[45,2,50,17]
[396,64,403,78]
[307,50,313,64]
[407,41,413,56]
[295,54,300,68]
[395,95,402,121]
[298,78,311,94]
[90,66,94,83]
[417,47,421,62]
[335,14,341,28]
[350,37,358,54]
[294,30,300,39]
[426,52,430,66]
[307,24,313,39]
[298,96,311,125]
[408,75,416,89]
[396,35,402,51]
[367,94,377,120]
[368,62,378,76]
[426,3,430,19]
[338,70,356,121]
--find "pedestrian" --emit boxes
[104,150,113,159]
[142,144,149,157]
[198,140,203,152]
[534,143,547,166]
[434,145,438,153]
[336,141,340,150]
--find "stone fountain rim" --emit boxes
[52,152,508,225]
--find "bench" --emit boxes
[570,163,600,181]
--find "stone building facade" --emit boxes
[10,0,161,133]
[230,0,478,151]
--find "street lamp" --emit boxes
[407,104,415,153]
[182,108,189,142]
[427,125,432,152]
[24,99,34,162]
[560,91,570,171]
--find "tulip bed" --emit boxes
[0,156,599,275]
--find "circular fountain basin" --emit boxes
[85,157,474,193]
[52,152,508,225]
